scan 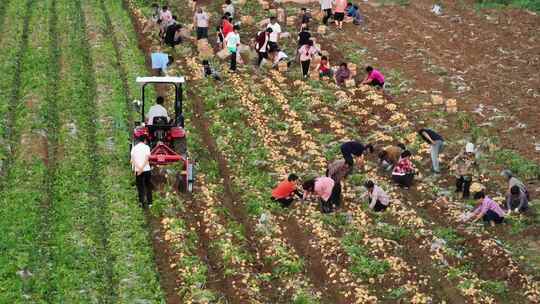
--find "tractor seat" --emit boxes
[149,116,171,142]
[152,116,171,128]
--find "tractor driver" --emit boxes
[146,96,169,126]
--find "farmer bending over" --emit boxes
[418,128,444,174]
[506,185,529,214]
[202,60,222,81]
[303,176,341,213]
[378,143,406,171]
[326,159,353,204]
[466,191,506,226]
[271,174,303,207]
[340,140,374,167]
[501,169,529,200]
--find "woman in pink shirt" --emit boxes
[467,191,506,226]
[303,176,341,213]
[298,40,319,78]
[333,0,348,29]
[361,66,385,89]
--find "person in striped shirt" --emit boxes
[467,191,506,226]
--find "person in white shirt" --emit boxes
[272,49,288,68]
[131,136,153,208]
[160,6,172,24]
[364,180,390,212]
[225,25,241,71]
[266,17,281,53]
[320,0,334,25]
[146,96,169,125]
[193,7,209,40]
[159,6,172,35]
[223,0,235,18]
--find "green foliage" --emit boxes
[506,216,530,235]
[342,233,390,279]
[379,0,411,6]
[475,0,540,12]
[349,173,367,187]
[293,290,320,304]
[320,212,350,229]
[481,280,509,297]
[272,246,305,277]
[492,149,540,179]
[434,227,464,246]
[385,69,413,96]
[447,263,473,281]
[376,223,412,241]
[386,287,407,300]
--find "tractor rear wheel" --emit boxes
[173,137,187,156]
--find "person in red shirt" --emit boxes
[316,55,333,78]
[271,174,303,207]
[218,15,233,49]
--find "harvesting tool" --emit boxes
[131,76,194,192]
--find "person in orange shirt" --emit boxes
[271,174,303,207]
[333,0,348,29]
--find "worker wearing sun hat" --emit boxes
[449,142,478,199]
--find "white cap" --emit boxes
[465,142,475,153]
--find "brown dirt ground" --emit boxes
[346,0,540,161]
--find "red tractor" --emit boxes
[132,76,194,192]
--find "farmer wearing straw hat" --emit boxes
[449,142,478,199]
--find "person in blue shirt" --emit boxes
[151,51,173,75]
[345,3,363,25]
